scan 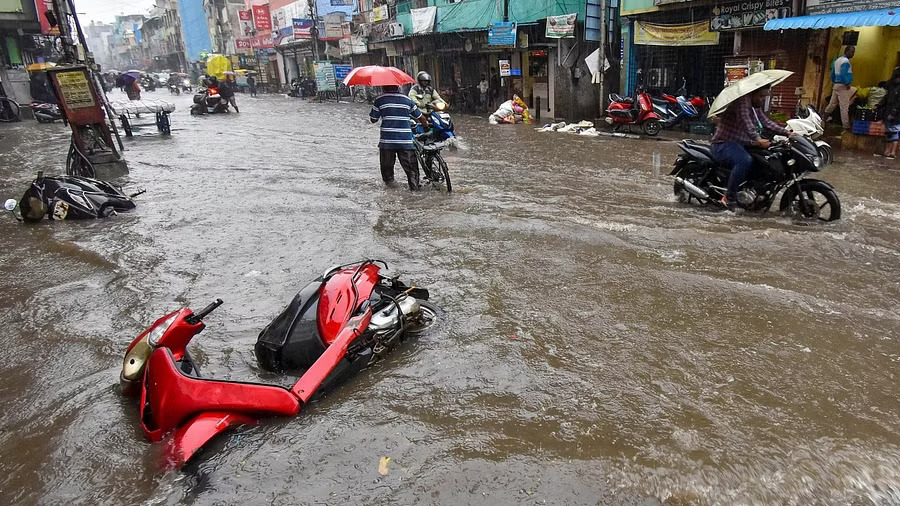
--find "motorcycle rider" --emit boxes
[409,71,444,113]
[711,85,790,210]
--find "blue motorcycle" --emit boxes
[652,78,701,130]
[412,99,456,192]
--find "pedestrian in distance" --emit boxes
[876,67,900,159]
[710,85,792,211]
[478,74,489,112]
[824,45,857,131]
[220,74,239,113]
[247,74,257,97]
[489,67,500,109]
[369,85,428,190]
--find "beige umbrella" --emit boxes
[708,70,793,119]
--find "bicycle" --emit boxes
[0,96,21,122]
[414,132,452,193]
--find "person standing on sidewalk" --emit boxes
[370,85,428,190]
[878,67,900,159]
[824,45,857,131]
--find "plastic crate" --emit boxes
[852,120,870,135]
[869,121,885,136]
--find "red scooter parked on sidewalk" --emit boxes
[605,70,663,136]
[120,260,439,469]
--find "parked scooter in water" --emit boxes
[786,101,833,165]
[29,102,62,123]
[119,260,439,469]
[605,70,663,136]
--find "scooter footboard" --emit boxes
[166,411,256,468]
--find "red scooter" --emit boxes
[120,260,438,468]
[605,70,662,136]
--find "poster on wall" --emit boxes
[488,22,517,47]
[634,21,720,46]
[545,13,577,39]
[293,19,314,38]
[710,0,791,32]
[239,10,254,37]
[724,64,749,86]
[253,4,272,32]
[499,60,510,77]
[34,0,60,35]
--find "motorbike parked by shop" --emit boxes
[605,71,663,136]
[118,260,439,468]
[29,102,62,123]
[651,78,706,130]
[670,135,841,221]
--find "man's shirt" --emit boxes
[370,93,423,150]
[712,95,788,145]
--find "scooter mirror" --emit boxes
[4,199,17,212]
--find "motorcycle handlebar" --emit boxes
[186,299,223,325]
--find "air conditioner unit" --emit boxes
[388,22,403,37]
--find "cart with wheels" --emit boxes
[109,99,176,137]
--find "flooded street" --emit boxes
[1,90,898,504]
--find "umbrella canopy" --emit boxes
[26,62,56,71]
[708,70,793,119]
[125,70,143,79]
[342,66,415,87]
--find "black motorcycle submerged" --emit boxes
[670,135,841,221]
[5,172,139,222]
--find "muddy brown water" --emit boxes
[0,90,898,504]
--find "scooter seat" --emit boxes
[140,347,301,441]
[610,93,633,104]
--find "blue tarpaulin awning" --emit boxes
[764,8,900,30]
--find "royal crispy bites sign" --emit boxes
[634,21,720,46]
[710,0,792,32]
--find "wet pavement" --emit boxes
[0,89,898,505]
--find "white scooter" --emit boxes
[787,103,834,166]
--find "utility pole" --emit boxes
[308,0,319,62]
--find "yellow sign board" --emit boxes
[56,71,95,109]
[634,21,720,46]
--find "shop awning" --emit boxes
[764,8,900,30]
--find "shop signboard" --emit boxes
[250,33,274,49]
[724,64,749,86]
[488,21,517,47]
[323,13,345,40]
[710,0,792,32]
[293,18,314,39]
[334,64,353,80]
[499,59,511,77]
[546,13,577,39]
[253,4,272,32]
[315,62,336,92]
[236,38,252,51]
[634,21,720,46]
[330,0,354,5]
[510,68,522,76]
[806,0,897,15]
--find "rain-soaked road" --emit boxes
[1,89,899,505]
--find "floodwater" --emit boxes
[0,89,898,505]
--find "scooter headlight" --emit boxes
[812,156,822,169]
[147,313,178,347]
[183,79,190,86]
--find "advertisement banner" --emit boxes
[293,18,314,38]
[488,21,517,47]
[710,0,791,32]
[334,64,353,79]
[322,13,345,40]
[239,10,254,37]
[236,38,252,50]
[372,5,388,22]
[253,4,272,32]
[545,13,577,38]
[34,0,60,35]
[634,21,720,46]
[499,60,510,77]
[330,0,354,5]
[272,26,293,45]
[807,0,897,15]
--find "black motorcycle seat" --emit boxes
[680,140,715,164]
[610,93,633,104]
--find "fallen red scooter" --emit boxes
[605,70,662,136]
[120,260,438,468]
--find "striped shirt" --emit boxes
[370,93,422,150]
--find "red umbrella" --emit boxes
[342,65,415,87]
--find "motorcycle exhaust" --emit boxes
[674,177,709,200]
